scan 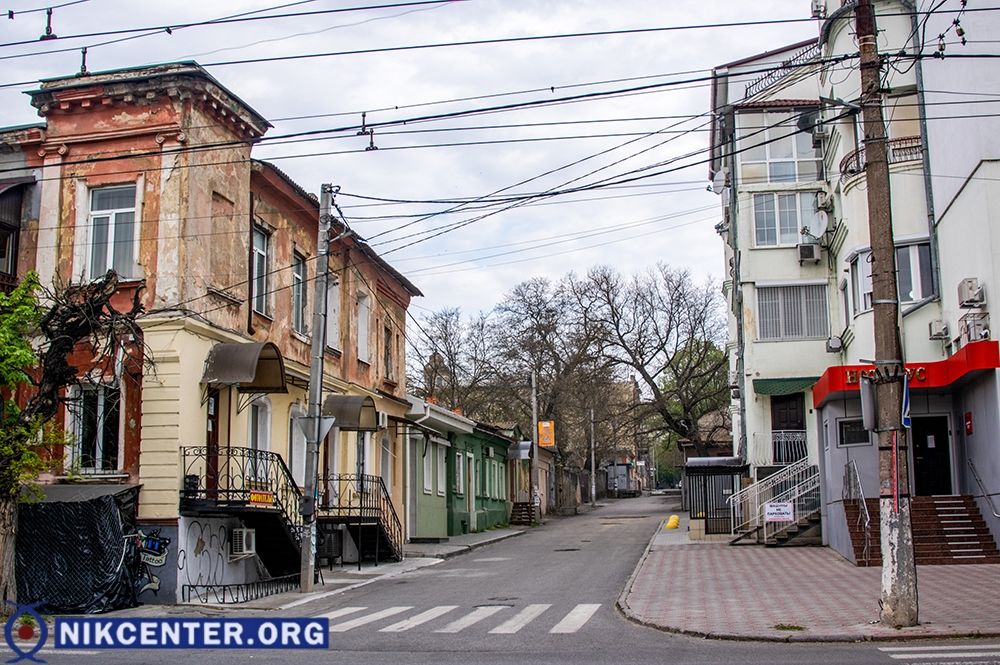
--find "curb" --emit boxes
[403,529,526,560]
[615,521,1000,643]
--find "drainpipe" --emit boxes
[246,192,256,336]
[725,113,749,462]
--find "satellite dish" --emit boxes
[711,169,727,194]
[797,110,819,132]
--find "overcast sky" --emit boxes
[1,0,819,316]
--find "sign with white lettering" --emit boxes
[764,502,795,522]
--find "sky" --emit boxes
[0,0,820,316]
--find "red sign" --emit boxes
[965,411,974,435]
[248,490,274,507]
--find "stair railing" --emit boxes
[318,473,403,560]
[968,459,1000,518]
[729,457,812,535]
[842,459,871,562]
[762,465,821,542]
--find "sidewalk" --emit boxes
[403,527,524,558]
[619,510,1000,642]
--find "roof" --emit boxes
[752,376,820,396]
[734,99,819,109]
[31,483,140,503]
[715,38,818,70]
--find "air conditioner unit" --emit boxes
[377,411,389,429]
[811,0,826,19]
[959,278,985,308]
[797,243,822,264]
[815,191,834,213]
[812,123,829,148]
[960,312,990,344]
[230,528,256,557]
[728,370,740,388]
[928,319,949,340]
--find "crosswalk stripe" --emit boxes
[329,606,413,632]
[317,606,367,621]
[488,604,551,634]
[549,604,601,633]
[887,653,1000,660]
[380,606,459,632]
[879,644,1000,652]
[435,606,507,633]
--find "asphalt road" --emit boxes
[7,495,1000,665]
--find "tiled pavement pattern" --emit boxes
[622,538,1000,641]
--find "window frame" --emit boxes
[436,445,447,497]
[895,242,934,304]
[454,451,465,494]
[423,443,433,494]
[357,291,371,363]
[383,325,394,381]
[837,417,873,447]
[68,384,122,473]
[737,110,823,185]
[752,192,822,248]
[325,278,341,350]
[251,225,271,315]
[291,252,307,334]
[756,283,830,341]
[87,184,138,281]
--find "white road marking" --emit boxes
[317,606,367,620]
[488,604,551,634]
[887,652,1000,660]
[435,606,507,633]
[472,557,511,562]
[329,606,413,632]
[879,644,1000,652]
[549,603,601,633]
[380,606,459,632]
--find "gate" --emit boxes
[683,458,748,534]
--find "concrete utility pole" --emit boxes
[300,184,334,592]
[855,0,919,627]
[590,408,597,507]
[530,369,539,521]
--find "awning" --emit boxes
[322,394,377,432]
[30,483,140,503]
[201,341,287,394]
[752,376,819,396]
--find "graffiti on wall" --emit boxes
[176,520,229,587]
[135,529,171,596]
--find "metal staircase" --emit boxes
[318,474,404,562]
[729,457,821,545]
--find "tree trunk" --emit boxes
[0,496,16,610]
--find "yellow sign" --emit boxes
[248,490,274,507]
[538,421,555,447]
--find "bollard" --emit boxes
[665,514,680,529]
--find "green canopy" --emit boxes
[752,377,819,396]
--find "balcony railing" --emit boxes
[772,430,808,466]
[839,135,923,183]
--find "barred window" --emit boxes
[758,284,829,340]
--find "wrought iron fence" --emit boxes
[772,430,808,465]
[182,573,300,604]
[744,42,821,99]
[180,445,303,542]
[318,473,403,559]
[839,135,923,182]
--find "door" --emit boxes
[770,393,806,463]
[466,454,476,531]
[205,388,220,498]
[911,416,952,495]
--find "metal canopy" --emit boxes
[321,394,378,432]
[201,341,287,394]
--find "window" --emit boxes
[292,253,307,334]
[383,325,394,381]
[851,252,873,315]
[357,292,371,363]
[757,284,829,340]
[752,192,824,247]
[738,111,822,184]
[437,446,446,496]
[423,443,433,494]
[69,385,120,472]
[455,451,464,494]
[288,405,306,486]
[0,226,16,277]
[362,431,373,476]
[896,243,933,303]
[89,185,137,279]
[380,433,393,488]
[251,226,270,314]
[326,279,341,350]
[839,279,850,331]
[838,418,872,447]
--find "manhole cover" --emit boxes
[487,597,517,602]
[580,539,592,543]
[553,548,580,552]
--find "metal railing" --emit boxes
[772,430,808,465]
[839,135,923,183]
[318,473,403,560]
[182,573,300,604]
[180,446,304,544]
[969,459,1000,518]
[729,456,812,535]
[744,42,822,99]
[842,459,872,562]
[762,466,821,542]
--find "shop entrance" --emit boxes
[911,415,952,495]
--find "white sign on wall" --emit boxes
[764,502,795,522]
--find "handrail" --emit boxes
[729,457,812,535]
[842,459,871,562]
[318,473,403,560]
[762,467,820,542]
[969,459,1000,518]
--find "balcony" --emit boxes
[839,135,923,183]
[772,430,808,465]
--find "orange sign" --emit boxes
[538,421,555,447]
[248,490,274,507]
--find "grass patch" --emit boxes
[773,623,805,631]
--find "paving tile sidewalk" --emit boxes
[619,511,1000,642]
[403,527,524,558]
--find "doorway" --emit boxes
[770,393,806,464]
[205,388,220,498]
[911,415,952,495]
[466,454,476,532]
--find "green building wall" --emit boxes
[447,429,510,536]
[410,436,449,540]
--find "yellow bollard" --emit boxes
[664,514,680,530]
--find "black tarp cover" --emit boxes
[17,485,143,614]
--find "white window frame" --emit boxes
[248,397,272,482]
[381,432,393,488]
[455,451,464,494]
[357,291,371,363]
[291,252,307,334]
[362,431,373,476]
[423,443,433,494]
[896,242,934,304]
[326,278,341,350]
[752,192,822,248]
[85,184,140,281]
[851,251,874,316]
[756,283,829,341]
[738,110,822,184]
[436,445,447,497]
[288,404,306,486]
[67,384,122,473]
[251,225,270,315]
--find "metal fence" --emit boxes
[685,465,747,534]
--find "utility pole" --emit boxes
[855,0,918,627]
[300,184,334,593]
[590,408,596,507]
[530,369,539,521]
